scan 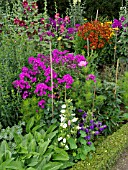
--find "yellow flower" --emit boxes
[101,23,103,26]
[84,18,87,21]
[110,32,115,37]
[113,27,119,31]
[57,37,62,41]
[106,21,112,25]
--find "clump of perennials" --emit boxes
[78,109,107,145]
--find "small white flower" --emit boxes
[65,145,69,150]
[61,104,66,109]
[62,123,67,128]
[58,137,63,141]
[60,115,65,122]
[63,138,66,143]
[60,109,66,113]
[72,117,78,122]
[76,126,80,130]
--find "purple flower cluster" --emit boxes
[13,50,86,108]
[86,74,96,83]
[112,16,128,29]
[57,74,74,89]
[39,15,80,41]
[52,49,88,68]
[78,110,107,145]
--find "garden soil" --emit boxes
[112,149,128,170]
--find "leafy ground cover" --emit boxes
[0,0,128,169]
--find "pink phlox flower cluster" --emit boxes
[22,90,31,99]
[38,99,45,109]
[34,83,50,96]
[57,74,74,89]
[12,79,31,90]
[86,74,96,83]
[78,60,88,67]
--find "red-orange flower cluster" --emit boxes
[78,21,113,50]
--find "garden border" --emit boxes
[70,123,128,170]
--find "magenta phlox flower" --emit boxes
[19,72,31,80]
[38,99,46,109]
[67,64,77,69]
[66,53,75,61]
[28,70,39,76]
[78,60,88,67]
[120,16,125,22]
[22,90,31,99]
[30,77,37,83]
[112,19,122,29]
[22,66,29,73]
[28,56,35,64]
[75,54,86,63]
[12,80,31,90]
[34,83,48,96]
[45,76,51,83]
[44,67,51,76]
[62,74,74,88]
[48,94,56,98]
[86,74,96,83]
[57,78,64,84]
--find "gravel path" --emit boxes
[112,149,128,170]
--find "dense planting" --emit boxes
[0,0,128,169]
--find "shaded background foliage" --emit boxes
[0,0,126,20]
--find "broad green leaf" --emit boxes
[39,140,50,155]
[32,124,44,133]
[28,161,39,167]
[28,139,36,152]
[26,117,35,133]
[46,124,57,134]
[45,130,58,141]
[6,161,24,170]
[80,153,86,160]
[34,131,43,143]
[123,113,128,120]
[79,138,87,145]
[80,130,87,137]
[5,150,12,160]
[52,148,69,161]
[60,162,74,169]
[26,168,36,170]
[14,133,22,145]
[0,159,13,169]
[67,138,77,150]
[39,129,47,139]
[36,158,47,170]
[43,162,63,170]
[0,140,9,153]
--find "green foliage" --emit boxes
[95,80,123,135]
[118,0,128,57]
[70,123,128,170]
[0,123,72,169]
[20,96,43,124]
[71,72,105,112]
[66,0,85,27]
[118,71,128,105]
